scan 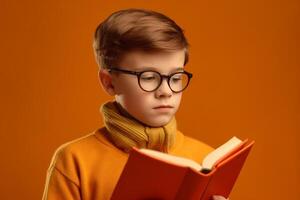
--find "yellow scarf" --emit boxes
[100,101,177,153]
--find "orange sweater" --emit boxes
[42,127,213,200]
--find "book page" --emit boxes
[139,149,203,171]
[202,136,242,171]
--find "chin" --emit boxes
[145,117,172,127]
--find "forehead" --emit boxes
[117,50,185,72]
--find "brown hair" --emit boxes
[93,8,189,69]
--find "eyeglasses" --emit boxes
[107,67,193,93]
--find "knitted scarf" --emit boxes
[100,101,177,153]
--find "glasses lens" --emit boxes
[139,71,161,91]
[169,72,190,92]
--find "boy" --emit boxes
[42,8,228,200]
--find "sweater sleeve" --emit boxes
[42,145,82,200]
[42,166,81,200]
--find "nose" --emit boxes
[155,78,172,98]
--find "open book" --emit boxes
[111,136,254,200]
[139,136,243,173]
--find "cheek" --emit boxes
[116,80,151,107]
[174,93,182,107]
[114,77,139,94]
[119,92,153,122]
[126,91,151,108]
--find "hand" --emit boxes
[212,195,229,200]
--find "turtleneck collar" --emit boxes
[100,101,177,153]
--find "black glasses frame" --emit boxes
[107,67,193,93]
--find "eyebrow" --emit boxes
[136,66,185,72]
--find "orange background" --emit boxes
[1,0,299,199]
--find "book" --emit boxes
[111,136,255,200]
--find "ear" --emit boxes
[98,69,116,96]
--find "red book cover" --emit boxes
[111,139,254,200]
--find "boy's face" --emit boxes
[109,49,186,127]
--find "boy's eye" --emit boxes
[141,76,156,81]
[140,72,159,82]
[171,75,182,82]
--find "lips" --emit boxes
[153,105,173,109]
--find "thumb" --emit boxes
[212,195,229,200]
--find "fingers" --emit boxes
[212,195,229,200]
